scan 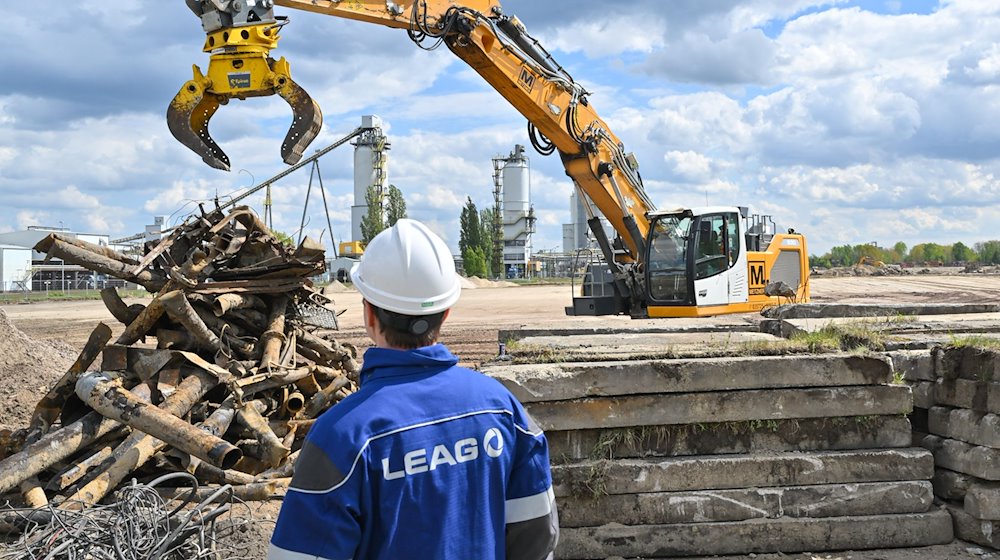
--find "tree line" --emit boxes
[810,240,1000,268]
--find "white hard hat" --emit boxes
[350,219,461,315]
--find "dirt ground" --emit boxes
[3,274,1000,559]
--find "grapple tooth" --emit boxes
[274,72,323,166]
[167,70,231,171]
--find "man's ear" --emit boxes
[441,309,451,325]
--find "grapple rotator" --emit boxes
[169,0,322,171]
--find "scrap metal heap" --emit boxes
[0,206,357,521]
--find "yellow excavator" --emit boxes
[167,0,809,318]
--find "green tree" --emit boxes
[952,241,976,263]
[459,197,482,257]
[977,241,1000,264]
[360,185,385,245]
[463,247,488,278]
[479,207,499,278]
[909,244,926,263]
[385,185,407,227]
[893,241,907,260]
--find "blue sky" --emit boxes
[2,0,999,256]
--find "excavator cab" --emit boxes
[167,0,322,171]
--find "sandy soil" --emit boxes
[3,274,1000,558]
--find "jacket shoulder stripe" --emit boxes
[267,542,347,560]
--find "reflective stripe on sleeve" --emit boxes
[267,543,348,560]
[505,486,555,524]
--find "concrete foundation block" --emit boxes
[932,468,974,501]
[965,483,1000,521]
[946,502,1000,549]
[558,481,932,528]
[928,406,1000,449]
[483,354,892,403]
[937,346,1000,382]
[888,349,936,382]
[552,448,934,497]
[907,381,935,409]
[547,415,913,461]
[528,385,912,432]
[921,434,1000,480]
[555,510,954,558]
[935,378,1000,413]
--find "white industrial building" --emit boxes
[0,217,166,292]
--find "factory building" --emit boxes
[0,218,166,292]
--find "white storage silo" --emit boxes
[351,115,389,244]
[500,145,534,278]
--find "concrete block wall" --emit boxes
[895,346,1000,549]
[484,354,953,558]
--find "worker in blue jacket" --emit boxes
[269,218,558,560]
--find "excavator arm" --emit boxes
[170,0,656,276]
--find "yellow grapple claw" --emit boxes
[167,22,323,171]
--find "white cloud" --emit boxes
[664,151,713,183]
[16,210,50,231]
[544,15,667,58]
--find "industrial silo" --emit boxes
[351,115,389,246]
[500,145,535,278]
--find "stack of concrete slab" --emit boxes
[903,346,1000,549]
[483,353,952,558]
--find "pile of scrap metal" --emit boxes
[0,206,357,528]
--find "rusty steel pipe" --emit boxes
[49,445,116,491]
[239,367,312,396]
[30,322,112,435]
[283,391,306,416]
[296,328,359,374]
[212,293,265,317]
[76,371,241,470]
[117,294,168,346]
[0,384,151,495]
[155,478,290,502]
[304,376,352,418]
[294,374,322,397]
[100,288,145,326]
[65,370,227,507]
[259,295,288,369]
[235,400,290,468]
[157,291,222,352]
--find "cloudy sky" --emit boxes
[1,0,998,256]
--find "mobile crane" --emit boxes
[168,0,810,318]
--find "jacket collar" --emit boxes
[359,344,459,385]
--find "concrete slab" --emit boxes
[765,303,1000,319]
[921,434,1000,481]
[508,331,782,362]
[498,324,757,343]
[555,510,954,558]
[945,502,1000,549]
[887,349,936,382]
[938,346,1000,382]
[932,468,973,501]
[907,380,935,409]
[935,378,1000,413]
[547,415,913,461]
[557,481,933,528]
[483,354,892,403]
[552,448,934,497]
[928,406,1000,449]
[965,483,1000,520]
[527,385,912,432]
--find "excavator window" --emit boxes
[647,216,691,303]
[695,215,728,280]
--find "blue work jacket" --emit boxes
[269,344,558,560]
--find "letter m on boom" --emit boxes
[750,263,767,286]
